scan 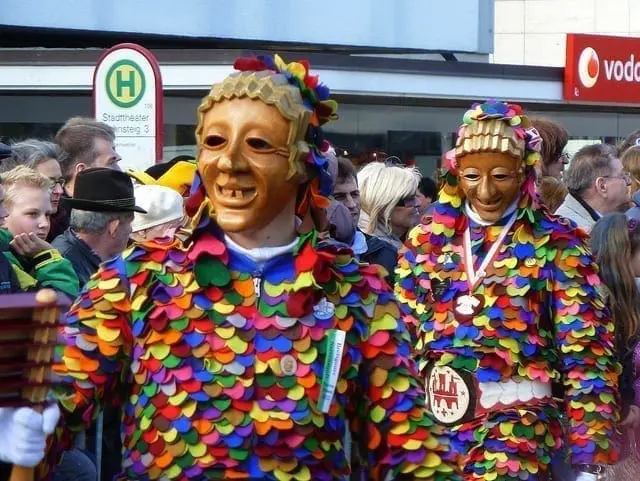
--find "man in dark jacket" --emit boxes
[51,167,145,481]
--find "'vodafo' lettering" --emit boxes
[604,54,640,82]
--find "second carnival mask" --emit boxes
[455,116,526,223]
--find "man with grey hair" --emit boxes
[555,143,631,232]
[51,167,144,481]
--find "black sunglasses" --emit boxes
[397,195,417,207]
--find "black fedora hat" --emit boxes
[64,167,146,213]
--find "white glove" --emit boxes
[0,404,61,467]
[575,472,598,481]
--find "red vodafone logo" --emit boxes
[565,34,640,103]
[578,47,599,88]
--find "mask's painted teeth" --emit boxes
[218,185,256,200]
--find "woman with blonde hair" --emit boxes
[357,160,421,249]
[624,147,640,221]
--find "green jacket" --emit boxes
[0,228,79,299]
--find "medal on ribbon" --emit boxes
[455,213,517,321]
[453,294,485,321]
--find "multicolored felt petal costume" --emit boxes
[395,101,620,480]
[47,199,458,480]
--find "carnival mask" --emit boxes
[458,152,523,223]
[198,97,305,233]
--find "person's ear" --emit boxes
[107,218,120,237]
[74,162,87,176]
[595,177,607,194]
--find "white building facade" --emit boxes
[494,0,640,66]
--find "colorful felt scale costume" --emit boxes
[47,56,457,481]
[395,101,620,480]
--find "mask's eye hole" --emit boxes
[204,135,226,148]
[247,138,273,150]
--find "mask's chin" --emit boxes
[215,209,255,233]
[471,201,505,223]
[476,211,502,224]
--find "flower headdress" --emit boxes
[234,55,338,127]
[431,101,545,249]
[188,54,338,221]
[449,100,542,173]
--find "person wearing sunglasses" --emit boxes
[357,161,421,281]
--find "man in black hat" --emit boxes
[52,167,145,288]
[51,167,145,481]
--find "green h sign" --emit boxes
[106,59,146,108]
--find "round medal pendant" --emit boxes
[453,294,484,321]
[280,355,298,376]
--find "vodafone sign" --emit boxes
[565,33,640,103]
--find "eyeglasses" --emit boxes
[49,177,66,188]
[601,172,632,185]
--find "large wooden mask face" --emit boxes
[457,151,524,223]
[197,97,305,233]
